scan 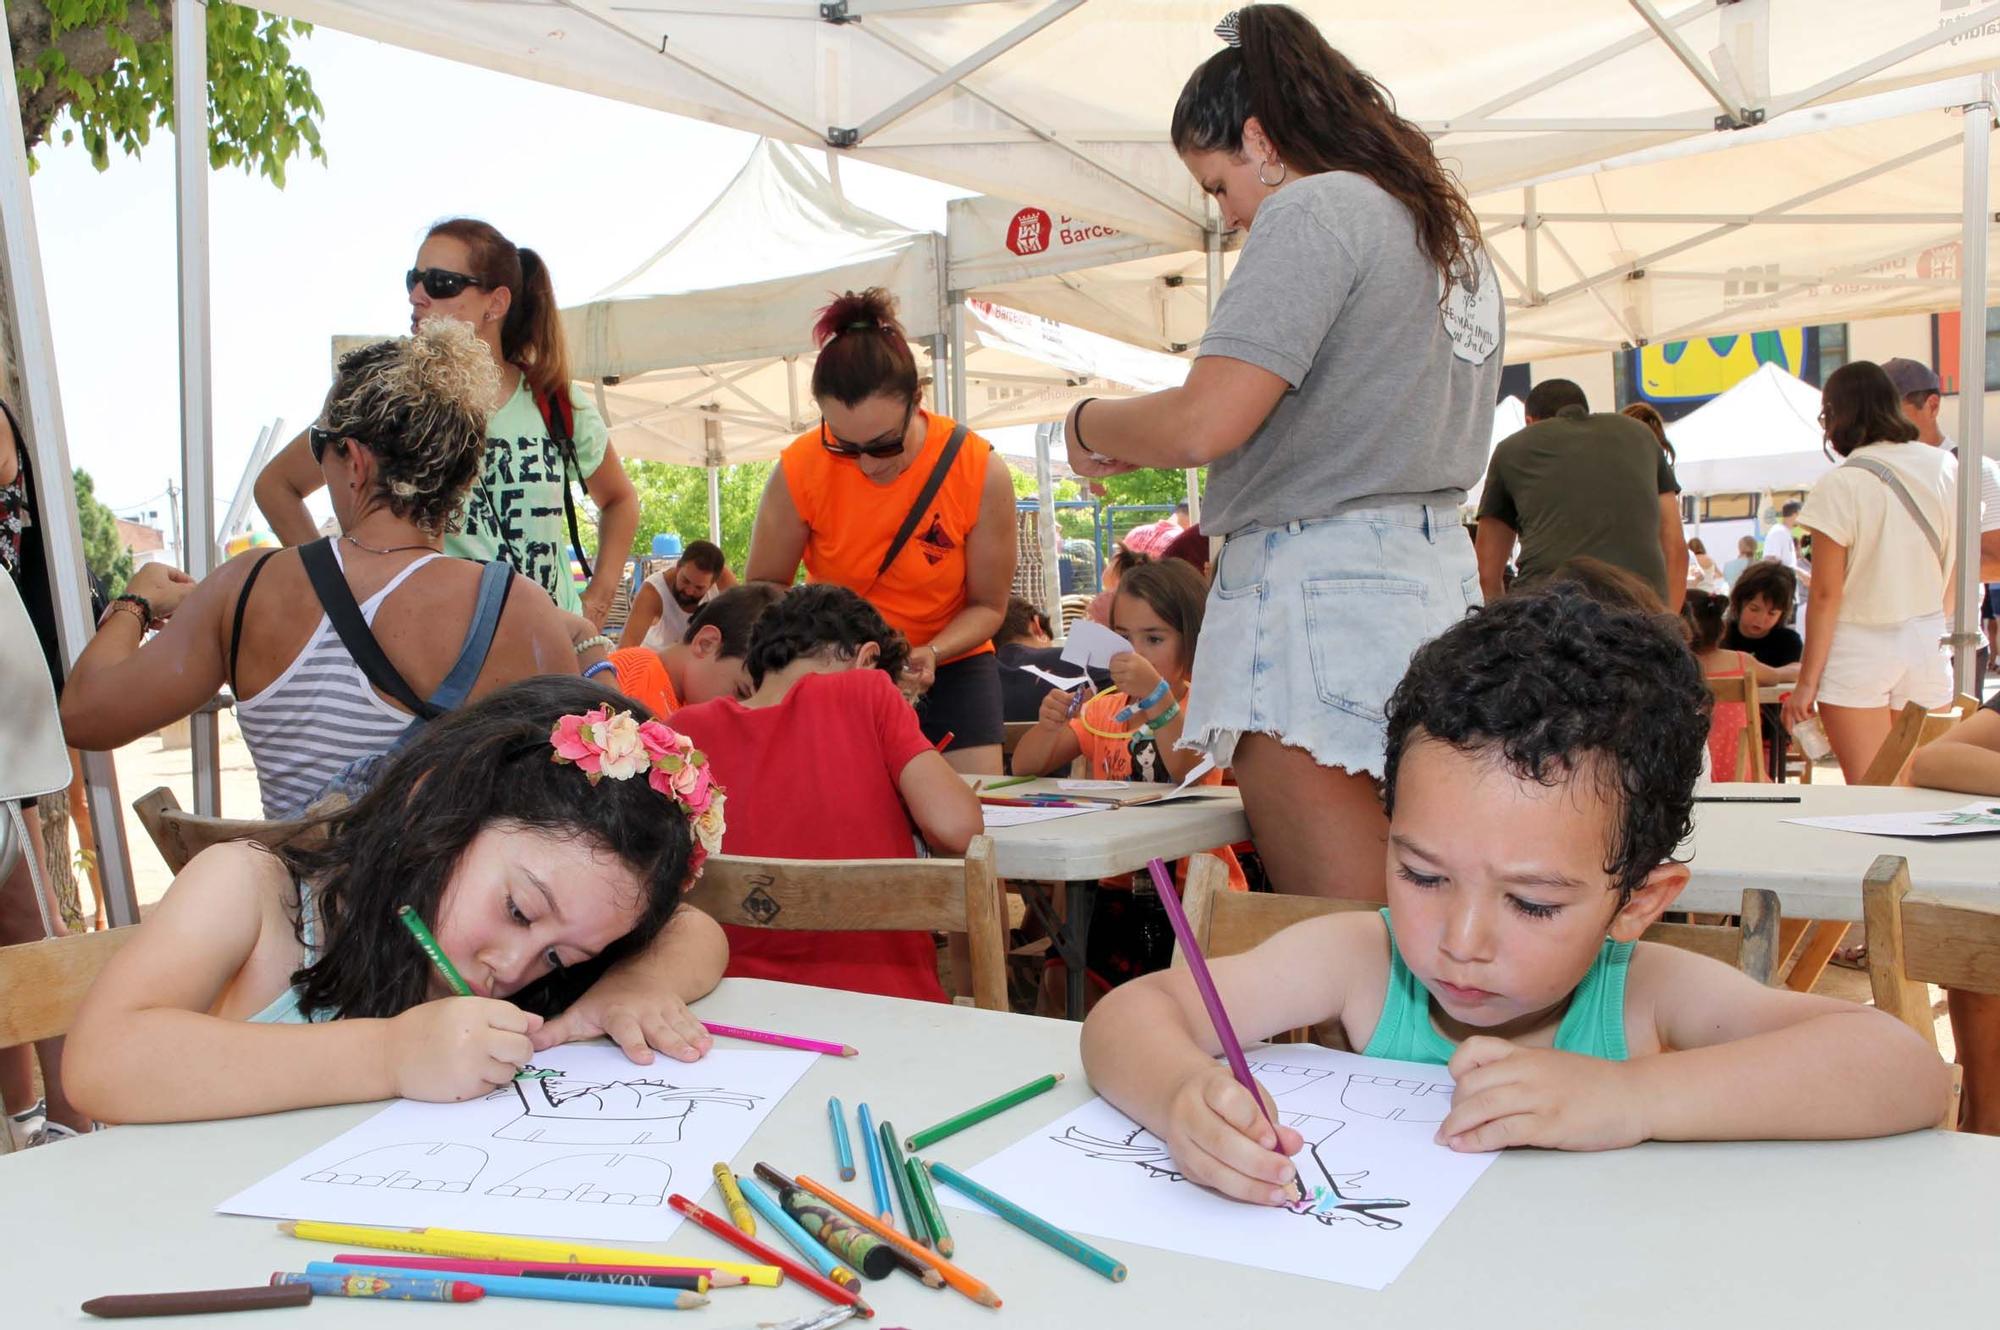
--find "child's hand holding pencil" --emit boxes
[385,999,543,1102]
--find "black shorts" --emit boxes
[916,651,1004,751]
[1985,584,2000,621]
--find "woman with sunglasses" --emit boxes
[745,289,1016,775]
[256,219,640,625]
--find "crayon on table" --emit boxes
[519,1270,708,1291]
[794,1173,1003,1309]
[667,1195,871,1318]
[278,1221,781,1285]
[828,1096,857,1180]
[82,1286,312,1318]
[855,1102,894,1222]
[905,1072,1067,1151]
[306,1262,707,1311]
[701,1021,859,1057]
[271,1271,483,1302]
[738,1175,862,1287]
[927,1159,1128,1283]
[877,1121,928,1246]
[334,1255,729,1288]
[714,1160,758,1235]
[906,1155,954,1258]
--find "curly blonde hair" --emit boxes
[320,319,498,536]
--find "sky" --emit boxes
[25,24,970,545]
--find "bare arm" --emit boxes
[1981,529,2000,582]
[896,751,984,853]
[60,559,236,750]
[470,574,584,699]
[745,467,808,585]
[1911,706,2000,795]
[1009,688,1085,776]
[532,905,731,1063]
[1659,494,1688,613]
[579,443,639,628]
[1784,530,1847,729]
[1066,357,1291,470]
[1474,517,1515,603]
[921,454,1017,663]
[253,430,327,547]
[0,403,18,487]
[618,581,664,649]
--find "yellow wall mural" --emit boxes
[1636,328,1807,404]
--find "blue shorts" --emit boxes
[1182,505,1480,780]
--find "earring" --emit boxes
[1257,159,1287,188]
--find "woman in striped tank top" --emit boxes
[60,320,576,819]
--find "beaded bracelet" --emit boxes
[99,593,154,632]
[573,634,615,657]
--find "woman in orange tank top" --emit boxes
[746,289,1017,774]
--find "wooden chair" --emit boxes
[1857,701,1932,788]
[1059,595,1093,634]
[1706,673,1766,783]
[683,837,1011,1012]
[132,787,299,875]
[1002,721,1036,769]
[0,928,136,1154]
[1864,853,1998,1130]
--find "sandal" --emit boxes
[1829,942,1869,970]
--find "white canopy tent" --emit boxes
[1665,361,1832,496]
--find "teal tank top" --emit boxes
[1361,909,1633,1063]
[247,883,331,1026]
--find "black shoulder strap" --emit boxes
[877,421,970,577]
[226,550,280,690]
[537,389,594,581]
[298,537,440,719]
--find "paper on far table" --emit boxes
[1060,620,1133,670]
[981,804,1098,828]
[1023,664,1093,691]
[1059,779,1134,792]
[217,1043,814,1242]
[1784,799,2000,839]
[957,1043,1495,1290]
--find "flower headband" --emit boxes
[549,706,727,873]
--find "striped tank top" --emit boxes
[235,546,441,820]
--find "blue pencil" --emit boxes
[856,1101,894,1222]
[828,1095,856,1181]
[738,1175,859,1286]
[304,1262,706,1311]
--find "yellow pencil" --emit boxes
[712,1162,757,1236]
[276,1221,782,1287]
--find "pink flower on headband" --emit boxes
[550,706,727,871]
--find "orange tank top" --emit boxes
[779,412,994,659]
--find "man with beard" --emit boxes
[620,539,734,650]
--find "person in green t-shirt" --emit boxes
[255,218,639,623]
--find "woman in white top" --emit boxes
[1685,537,1728,594]
[1783,361,1957,781]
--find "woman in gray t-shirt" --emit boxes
[1063,5,1502,902]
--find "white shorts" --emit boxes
[1816,613,1952,711]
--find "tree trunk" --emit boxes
[10,3,175,153]
[33,787,83,931]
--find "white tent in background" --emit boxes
[1665,362,1831,496]
[1463,395,1528,510]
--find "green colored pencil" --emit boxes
[982,774,1036,791]
[907,1155,954,1258]
[905,1073,1066,1151]
[877,1121,929,1247]
[396,905,473,996]
[928,1160,1126,1283]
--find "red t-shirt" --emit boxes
[672,669,946,1001]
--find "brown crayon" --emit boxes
[84,1285,313,1318]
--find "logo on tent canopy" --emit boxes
[1007,207,1053,256]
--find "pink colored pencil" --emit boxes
[333,1254,742,1287]
[702,1021,857,1057]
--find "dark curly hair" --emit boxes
[744,583,910,687]
[1382,583,1709,898]
[278,677,694,1021]
[1728,560,1796,622]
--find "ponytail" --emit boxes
[423,218,571,403]
[809,288,920,409]
[1170,4,1479,287]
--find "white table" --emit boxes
[1683,782,1997,920]
[8,979,1997,1328]
[969,777,1249,1018]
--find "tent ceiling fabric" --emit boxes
[261,2,2000,249]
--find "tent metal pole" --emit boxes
[929,334,950,418]
[1768,2,2000,121]
[1438,0,1709,133]
[1626,0,1748,125]
[1954,86,1994,699]
[948,296,969,426]
[174,0,221,817]
[1522,187,1540,305]
[1035,422,1060,632]
[0,11,140,926]
[704,419,724,544]
[843,0,1082,145]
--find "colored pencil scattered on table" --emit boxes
[877,1121,928,1245]
[667,1195,871,1318]
[278,1221,781,1285]
[305,1262,707,1311]
[828,1096,857,1180]
[794,1173,1002,1309]
[856,1102,894,1223]
[334,1255,732,1289]
[1147,856,1309,1204]
[738,1175,863,1288]
[906,1155,953,1258]
[701,1021,858,1057]
[981,774,1036,791]
[270,1272,483,1302]
[714,1161,758,1235]
[927,1159,1128,1283]
[757,1162,935,1285]
[905,1072,1066,1151]
[82,1286,312,1318]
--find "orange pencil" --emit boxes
[668,1195,872,1319]
[794,1173,1002,1309]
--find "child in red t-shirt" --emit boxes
[671,584,983,1001]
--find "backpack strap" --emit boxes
[536,389,594,581]
[426,559,514,713]
[876,421,970,578]
[226,550,279,691]
[1843,455,1947,572]
[297,537,439,719]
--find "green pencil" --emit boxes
[877,1121,929,1246]
[982,774,1036,791]
[905,1072,1066,1151]
[907,1155,954,1258]
[397,904,474,997]
[928,1159,1126,1283]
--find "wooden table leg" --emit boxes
[1783,920,1851,993]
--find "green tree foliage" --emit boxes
[72,467,132,595]
[582,461,775,575]
[11,1,325,182]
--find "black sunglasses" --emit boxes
[309,423,368,464]
[820,401,916,459]
[406,267,487,300]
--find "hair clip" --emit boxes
[1215,8,1242,47]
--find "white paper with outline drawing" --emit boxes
[217,1043,814,1241]
[956,1043,1495,1289]
[980,804,1097,828]
[1783,800,2000,839]
[1059,621,1133,670]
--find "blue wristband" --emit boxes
[582,660,618,680]
[1115,678,1171,724]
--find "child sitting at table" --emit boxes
[670,583,982,1002]
[581,582,784,717]
[1682,588,1770,783]
[64,678,730,1123]
[1081,584,1950,1205]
